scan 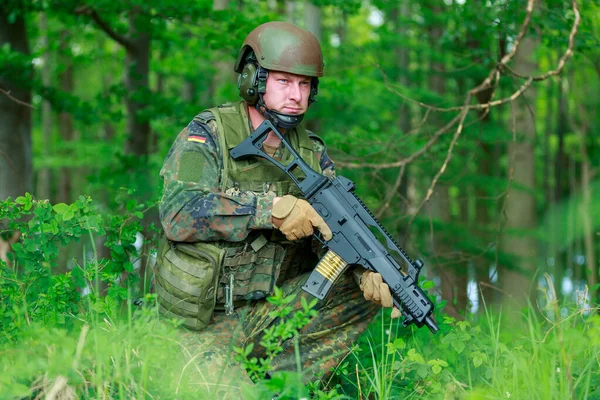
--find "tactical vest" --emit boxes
[200,101,321,197]
[156,101,322,330]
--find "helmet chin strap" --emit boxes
[255,96,304,130]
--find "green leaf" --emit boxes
[471,351,486,368]
[387,337,406,354]
[408,348,425,363]
[443,316,456,325]
[431,364,442,375]
[451,340,466,354]
[34,206,47,217]
[85,215,100,230]
[53,203,69,214]
[42,223,54,233]
[123,261,134,273]
[283,293,296,305]
[245,342,254,356]
[301,296,308,310]
[23,193,33,210]
[457,321,471,331]
[421,280,435,289]
[417,365,429,379]
[63,210,75,221]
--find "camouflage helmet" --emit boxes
[234,21,324,77]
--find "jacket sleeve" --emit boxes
[159,119,275,242]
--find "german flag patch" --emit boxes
[188,135,206,144]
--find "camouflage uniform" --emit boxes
[157,21,379,395]
[157,101,377,392]
[159,104,334,244]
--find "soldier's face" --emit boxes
[263,71,311,115]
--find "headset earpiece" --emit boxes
[237,62,259,104]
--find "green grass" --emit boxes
[1,289,599,399]
[1,308,191,399]
[341,294,600,399]
[4,192,596,398]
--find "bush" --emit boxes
[0,192,155,343]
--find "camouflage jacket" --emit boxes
[159,106,335,243]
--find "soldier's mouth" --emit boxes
[283,107,303,113]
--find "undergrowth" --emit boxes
[1,195,599,399]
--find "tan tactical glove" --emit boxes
[272,195,333,241]
[360,271,402,319]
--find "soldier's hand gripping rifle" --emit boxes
[231,120,439,333]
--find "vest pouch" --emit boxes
[217,241,286,303]
[156,240,225,331]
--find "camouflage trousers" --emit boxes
[177,270,378,397]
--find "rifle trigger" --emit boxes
[314,231,325,245]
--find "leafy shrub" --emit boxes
[0,192,155,343]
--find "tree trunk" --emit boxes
[543,71,558,281]
[578,118,596,303]
[499,34,538,306]
[210,0,233,105]
[392,0,411,221]
[37,13,53,200]
[57,30,75,204]
[304,2,322,41]
[555,75,572,278]
[555,76,569,203]
[124,9,151,156]
[0,8,32,200]
[467,29,495,309]
[543,73,555,206]
[426,4,465,317]
[99,33,116,141]
[182,80,195,104]
[303,2,322,133]
[568,157,579,282]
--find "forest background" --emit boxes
[1,0,599,398]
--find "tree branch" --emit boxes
[0,87,35,109]
[375,165,406,219]
[408,95,473,227]
[339,0,580,172]
[502,0,580,82]
[335,107,491,170]
[75,6,135,52]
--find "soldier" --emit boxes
[157,21,400,395]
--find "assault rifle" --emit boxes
[230,120,439,333]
